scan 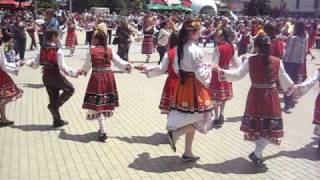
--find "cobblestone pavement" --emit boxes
[0,31,319,180]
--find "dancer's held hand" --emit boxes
[77,69,86,76]
[212,63,220,72]
[134,64,146,71]
[125,64,133,73]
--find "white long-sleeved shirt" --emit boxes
[294,70,320,98]
[0,47,19,75]
[25,45,78,78]
[82,47,130,73]
[219,58,294,94]
[173,41,212,87]
[145,54,169,78]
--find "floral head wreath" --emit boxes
[95,24,105,35]
[184,18,202,30]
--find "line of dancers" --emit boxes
[0,17,319,169]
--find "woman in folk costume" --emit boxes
[142,15,155,63]
[212,35,295,168]
[167,18,214,162]
[237,26,251,57]
[265,23,285,93]
[210,28,235,127]
[283,21,308,112]
[80,29,133,142]
[115,18,133,62]
[294,70,320,151]
[0,34,23,127]
[137,32,179,114]
[264,23,284,59]
[65,17,78,56]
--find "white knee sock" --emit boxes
[97,115,106,134]
[254,138,269,159]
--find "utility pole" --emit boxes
[34,0,37,12]
[69,0,72,12]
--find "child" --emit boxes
[0,34,23,127]
[210,29,235,127]
[137,32,179,114]
[294,70,320,151]
[24,29,81,128]
[2,34,17,62]
[80,30,133,142]
[65,18,77,56]
[212,35,295,168]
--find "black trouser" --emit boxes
[28,31,37,49]
[14,37,26,60]
[117,47,130,61]
[107,30,112,45]
[316,39,320,49]
[86,31,94,45]
[38,34,44,47]
[283,62,300,108]
[42,74,75,121]
[157,46,167,64]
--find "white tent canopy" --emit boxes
[190,0,218,15]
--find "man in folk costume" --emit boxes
[25,29,82,128]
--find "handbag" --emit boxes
[112,36,118,45]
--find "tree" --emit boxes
[131,0,144,12]
[243,0,271,16]
[36,0,59,10]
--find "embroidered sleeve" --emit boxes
[57,49,78,78]
[82,52,92,73]
[192,53,212,87]
[219,59,249,82]
[146,54,169,78]
[111,48,129,72]
[279,61,294,95]
[293,70,320,98]
[212,47,220,64]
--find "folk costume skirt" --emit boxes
[159,76,179,114]
[66,31,78,49]
[0,69,23,105]
[240,85,284,145]
[142,35,154,54]
[168,73,214,134]
[210,71,233,105]
[82,70,119,120]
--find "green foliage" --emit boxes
[36,0,149,13]
[36,0,59,9]
[243,0,271,16]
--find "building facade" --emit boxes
[270,0,320,14]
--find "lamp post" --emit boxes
[69,0,72,12]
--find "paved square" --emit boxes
[0,32,319,179]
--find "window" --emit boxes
[315,0,319,9]
[296,0,300,9]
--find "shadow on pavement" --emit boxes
[129,153,268,174]
[20,83,45,89]
[129,153,197,173]
[264,137,320,161]
[114,133,168,146]
[10,124,59,131]
[58,129,98,143]
[225,116,243,123]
